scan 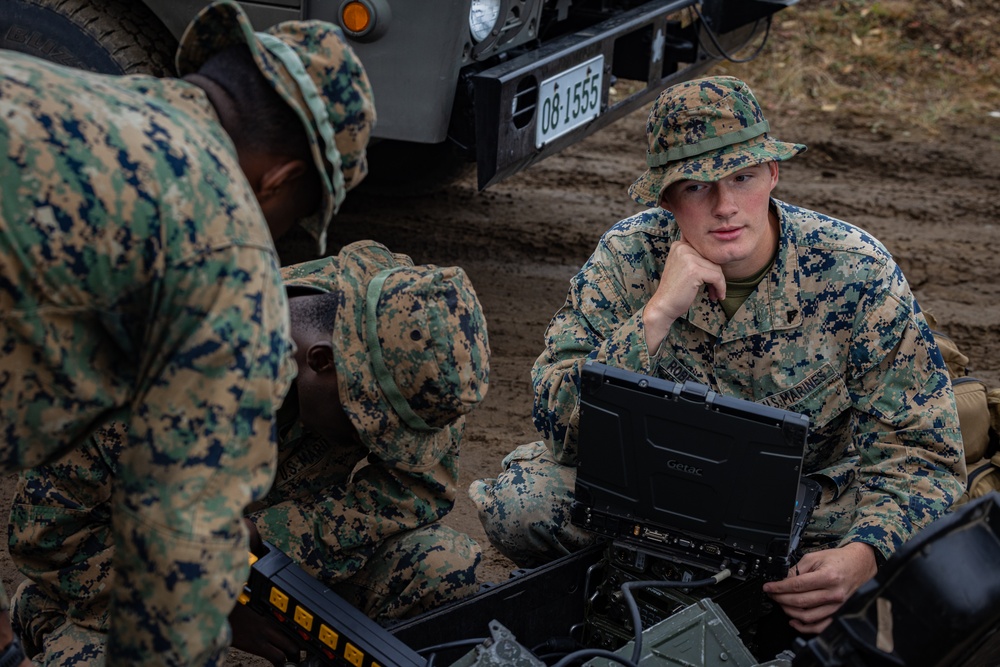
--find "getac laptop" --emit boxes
[571,361,821,581]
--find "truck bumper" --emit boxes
[472,0,795,190]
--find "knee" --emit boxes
[470,441,575,521]
[343,525,482,621]
[468,442,596,567]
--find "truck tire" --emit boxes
[0,0,177,76]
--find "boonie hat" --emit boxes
[282,241,491,472]
[629,76,805,207]
[176,0,376,251]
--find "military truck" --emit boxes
[1,0,795,192]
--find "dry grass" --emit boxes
[713,0,1000,137]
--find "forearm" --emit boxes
[532,307,654,463]
[846,420,964,557]
[109,504,247,665]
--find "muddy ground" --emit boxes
[1,92,997,664]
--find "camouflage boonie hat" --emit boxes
[629,76,805,207]
[282,241,491,472]
[176,0,376,251]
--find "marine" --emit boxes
[0,0,374,663]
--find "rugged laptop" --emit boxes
[571,361,821,581]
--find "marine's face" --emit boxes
[255,162,322,242]
[288,304,355,443]
[661,162,780,278]
[293,348,356,443]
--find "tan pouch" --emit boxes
[953,377,991,463]
[955,451,1000,507]
[988,388,1000,436]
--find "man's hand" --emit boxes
[643,237,726,351]
[762,542,879,634]
[245,517,263,554]
[229,602,303,666]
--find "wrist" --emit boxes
[845,541,881,578]
[640,304,674,353]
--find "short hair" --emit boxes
[197,44,312,163]
[288,292,339,337]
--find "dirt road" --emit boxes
[1,90,997,665]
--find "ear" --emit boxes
[304,340,335,374]
[768,161,780,189]
[256,158,310,205]
[658,191,674,213]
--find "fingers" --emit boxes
[244,517,263,552]
[788,611,836,635]
[650,241,726,319]
[642,237,726,353]
[763,545,877,636]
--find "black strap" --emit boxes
[0,635,25,667]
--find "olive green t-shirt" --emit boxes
[720,258,775,319]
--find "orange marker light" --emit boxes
[342,2,372,33]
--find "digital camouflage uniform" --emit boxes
[2,0,375,664]
[10,241,491,661]
[471,77,966,568]
[255,240,491,620]
[0,49,295,667]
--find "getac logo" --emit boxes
[667,460,703,476]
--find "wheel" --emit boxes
[0,0,177,76]
[358,139,475,197]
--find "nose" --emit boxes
[712,184,738,220]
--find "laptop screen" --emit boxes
[571,361,818,580]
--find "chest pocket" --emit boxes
[761,363,852,433]
[762,364,855,501]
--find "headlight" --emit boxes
[469,0,502,43]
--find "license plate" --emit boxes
[535,55,604,148]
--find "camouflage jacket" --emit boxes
[9,414,461,643]
[245,408,462,586]
[532,199,966,560]
[0,51,294,665]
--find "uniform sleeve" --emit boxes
[109,245,294,665]
[248,422,462,586]
[531,240,658,465]
[840,260,966,560]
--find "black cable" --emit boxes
[692,3,774,64]
[621,568,732,664]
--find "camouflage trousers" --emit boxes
[470,441,873,569]
[469,441,597,568]
[11,522,481,665]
